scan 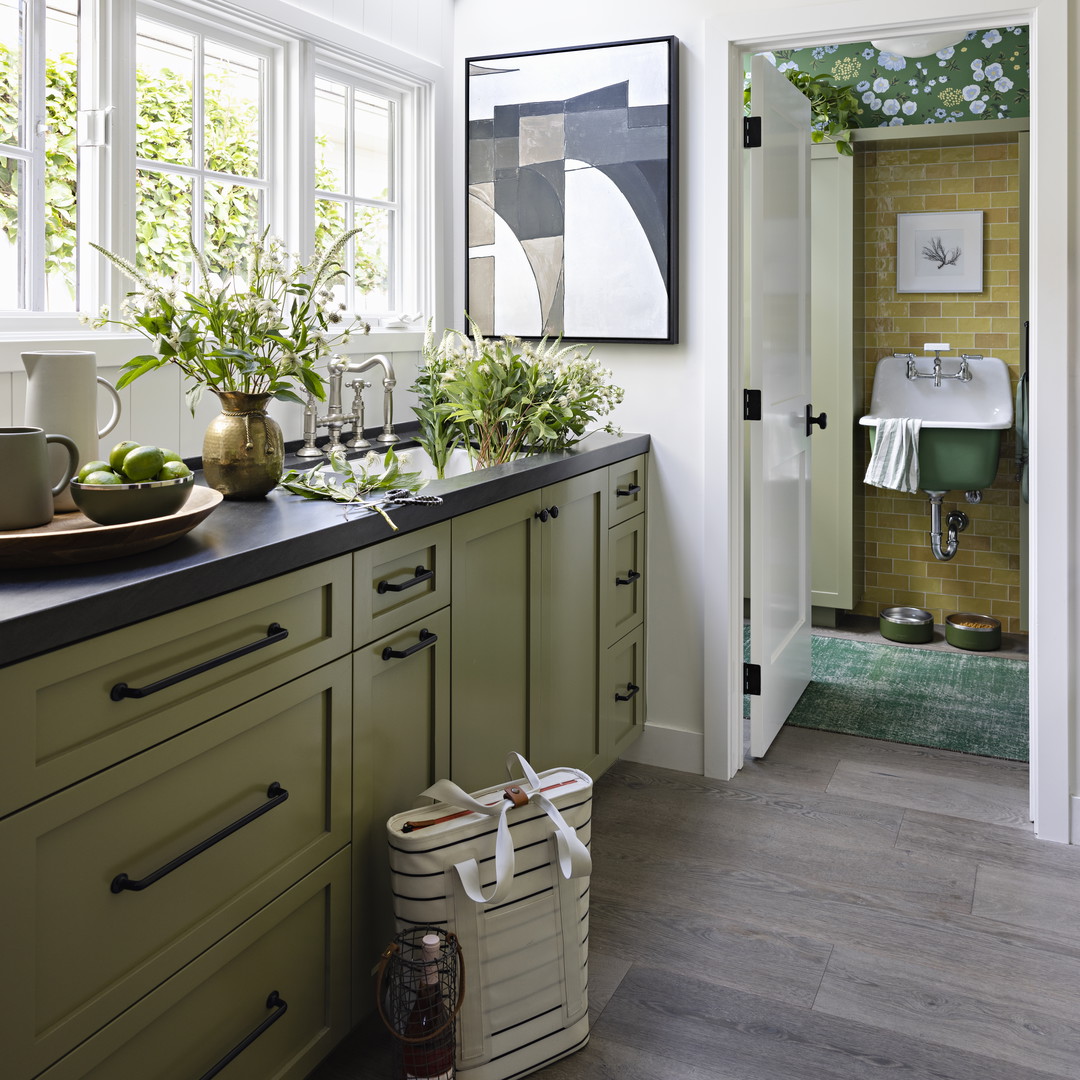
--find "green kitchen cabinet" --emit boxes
[534,471,609,773]
[0,556,352,818]
[0,439,648,1079]
[351,605,450,1003]
[0,654,352,1080]
[609,453,648,527]
[353,520,451,647]
[36,850,351,1080]
[450,468,629,791]
[602,624,646,762]
[450,490,541,790]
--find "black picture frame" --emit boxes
[466,36,679,344]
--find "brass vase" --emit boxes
[202,391,284,500]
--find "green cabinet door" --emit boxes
[352,607,450,1013]
[533,470,607,775]
[450,472,607,787]
[450,492,542,792]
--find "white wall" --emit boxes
[453,0,1080,817]
[452,1,719,771]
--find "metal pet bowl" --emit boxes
[945,612,1002,651]
[880,606,934,644]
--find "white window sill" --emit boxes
[0,328,425,373]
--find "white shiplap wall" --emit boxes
[0,340,426,461]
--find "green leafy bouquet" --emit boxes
[88,227,369,413]
[411,320,624,476]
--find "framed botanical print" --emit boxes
[896,210,984,293]
[466,36,679,343]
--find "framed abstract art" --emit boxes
[466,36,679,343]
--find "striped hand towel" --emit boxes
[864,418,922,493]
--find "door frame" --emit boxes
[702,0,1072,843]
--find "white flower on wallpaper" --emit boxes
[755,25,1028,128]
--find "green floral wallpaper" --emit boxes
[759,26,1029,128]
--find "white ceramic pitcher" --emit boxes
[22,350,122,512]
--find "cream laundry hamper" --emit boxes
[386,752,593,1080]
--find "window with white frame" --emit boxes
[0,0,431,328]
[313,67,399,316]
[134,12,273,280]
[0,0,80,312]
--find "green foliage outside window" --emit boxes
[0,43,387,304]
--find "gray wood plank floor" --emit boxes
[309,726,1080,1080]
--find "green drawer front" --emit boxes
[352,606,450,1005]
[600,625,645,770]
[605,514,646,646]
[0,556,352,817]
[38,849,351,1080]
[0,658,351,1080]
[353,520,451,647]
[608,454,647,527]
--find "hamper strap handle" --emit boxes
[417,752,591,906]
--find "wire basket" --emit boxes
[376,926,465,1080]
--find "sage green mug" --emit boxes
[0,427,80,530]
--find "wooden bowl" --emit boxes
[0,486,222,568]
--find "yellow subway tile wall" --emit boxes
[853,137,1024,633]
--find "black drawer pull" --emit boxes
[615,683,640,702]
[197,991,288,1080]
[377,565,434,594]
[615,569,642,586]
[110,623,289,701]
[615,483,641,497]
[382,628,438,661]
[535,505,560,523]
[110,782,289,894]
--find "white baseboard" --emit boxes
[1068,795,1080,844]
[619,721,704,775]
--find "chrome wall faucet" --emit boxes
[296,353,399,458]
[904,343,976,388]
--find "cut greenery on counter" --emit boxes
[278,447,440,530]
[411,320,624,477]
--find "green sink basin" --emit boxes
[868,425,1002,491]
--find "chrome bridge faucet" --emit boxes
[296,353,399,458]
[905,343,976,388]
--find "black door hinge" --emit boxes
[744,116,762,148]
[744,662,761,696]
[744,388,762,421]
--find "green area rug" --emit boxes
[744,628,1028,761]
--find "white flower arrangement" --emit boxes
[87,227,369,414]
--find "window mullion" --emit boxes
[82,0,138,319]
[25,0,47,310]
[192,28,205,250]
[135,157,271,190]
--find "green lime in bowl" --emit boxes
[69,473,195,526]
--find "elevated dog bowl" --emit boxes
[945,613,1002,651]
[880,606,934,644]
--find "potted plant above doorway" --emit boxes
[744,69,861,155]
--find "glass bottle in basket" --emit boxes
[401,933,454,1080]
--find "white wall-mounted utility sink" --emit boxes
[860,353,1014,492]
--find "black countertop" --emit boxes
[0,431,649,667]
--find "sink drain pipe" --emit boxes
[927,492,968,561]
